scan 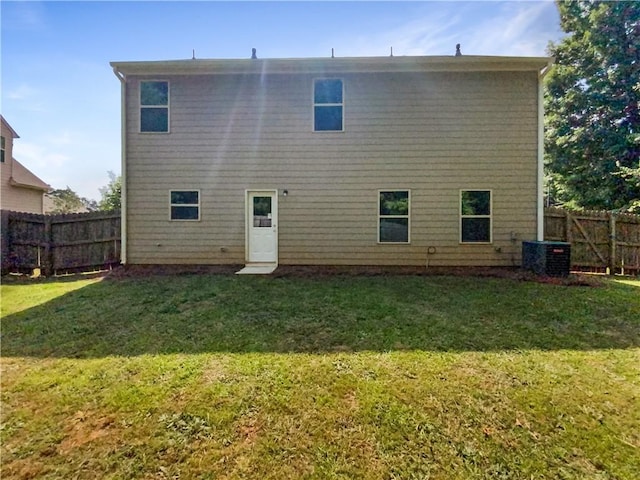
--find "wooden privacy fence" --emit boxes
[544,207,640,275]
[1,208,638,276]
[1,210,121,276]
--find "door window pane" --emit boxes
[253,197,272,227]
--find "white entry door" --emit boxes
[247,191,278,263]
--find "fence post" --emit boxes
[42,215,53,276]
[564,210,572,243]
[609,212,616,276]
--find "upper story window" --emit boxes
[170,190,200,221]
[0,136,5,163]
[379,190,410,243]
[460,190,492,243]
[314,79,343,132]
[140,81,169,133]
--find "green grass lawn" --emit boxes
[1,272,639,479]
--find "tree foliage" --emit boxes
[545,0,640,211]
[98,171,121,211]
[48,187,97,214]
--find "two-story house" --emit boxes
[1,116,50,214]
[111,54,552,272]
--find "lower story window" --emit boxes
[379,190,410,243]
[170,190,200,220]
[460,190,491,243]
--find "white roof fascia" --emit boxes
[110,55,553,77]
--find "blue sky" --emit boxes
[1,0,564,200]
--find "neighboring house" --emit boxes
[111,54,552,270]
[1,116,50,214]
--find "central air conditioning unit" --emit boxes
[522,241,571,277]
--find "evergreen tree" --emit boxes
[545,0,640,211]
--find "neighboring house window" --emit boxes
[314,79,343,131]
[140,81,169,132]
[379,190,410,243]
[460,190,492,243]
[0,136,5,163]
[170,190,199,220]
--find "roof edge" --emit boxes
[9,177,51,192]
[110,55,553,76]
[10,158,51,191]
[1,115,20,139]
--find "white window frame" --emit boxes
[460,189,492,244]
[378,189,411,244]
[313,78,344,132]
[140,80,170,133]
[0,136,5,163]
[169,189,200,221]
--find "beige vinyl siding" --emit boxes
[0,156,13,210]
[124,70,538,266]
[0,123,45,214]
[0,188,43,214]
[0,122,15,210]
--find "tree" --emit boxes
[545,0,640,212]
[48,187,97,213]
[98,171,121,211]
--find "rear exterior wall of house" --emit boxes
[124,69,539,266]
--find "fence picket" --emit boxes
[1,210,121,275]
[544,207,640,275]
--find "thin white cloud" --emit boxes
[12,128,120,199]
[380,13,462,56]
[13,141,70,170]
[463,2,558,56]
[4,1,48,31]
[45,131,74,147]
[5,84,47,113]
[334,10,462,57]
[336,1,561,58]
[7,84,39,100]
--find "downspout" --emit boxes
[537,60,554,241]
[112,67,127,264]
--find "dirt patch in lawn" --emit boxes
[57,410,118,455]
[104,264,243,278]
[101,264,602,286]
[4,263,601,287]
[2,458,48,480]
[272,265,602,286]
